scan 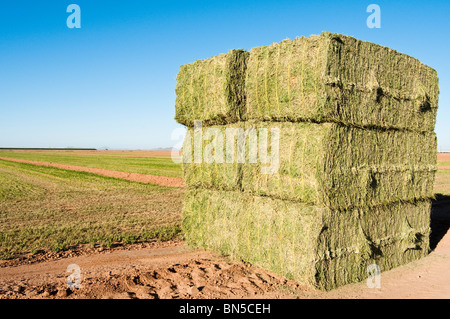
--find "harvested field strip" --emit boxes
[437,153,450,161]
[0,151,182,178]
[0,160,184,260]
[434,170,450,196]
[436,153,450,170]
[0,150,181,159]
[30,154,178,159]
[0,157,185,188]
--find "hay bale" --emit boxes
[176,33,438,291]
[181,122,244,190]
[175,49,249,127]
[244,32,439,132]
[242,121,437,209]
[182,188,430,290]
[182,121,437,209]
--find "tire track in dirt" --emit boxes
[0,157,185,188]
[1,195,449,299]
[1,233,449,299]
[0,242,304,299]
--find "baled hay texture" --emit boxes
[175,49,249,127]
[182,188,430,290]
[244,31,439,132]
[182,121,437,209]
[242,121,437,209]
[181,123,243,190]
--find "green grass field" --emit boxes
[0,159,184,259]
[0,151,182,178]
[438,162,450,167]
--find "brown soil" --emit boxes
[1,198,449,299]
[0,157,185,188]
[435,153,449,169]
[0,235,448,299]
[0,241,305,299]
[438,153,450,160]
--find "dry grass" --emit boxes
[0,150,182,178]
[0,160,184,259]
[433,153,450,196]
[434,170,450,195]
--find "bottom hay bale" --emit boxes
[182,188,431,290]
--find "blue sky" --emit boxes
[0,0,449,150]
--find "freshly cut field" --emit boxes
[0,149,180,158]
[435,153,450,195]
[0,159,184,260]
[0,150,182,178]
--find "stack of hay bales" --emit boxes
[175,32,439,290]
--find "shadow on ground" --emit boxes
[430,194,450,250]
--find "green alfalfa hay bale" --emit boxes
[181,120,437,209]
[182,188,430,290]
[241,121,437,210]
[313,236,430,289]
[182,188,324,286]
[175,49,249,127]
[244,31,439,132]
[181,122,244,190]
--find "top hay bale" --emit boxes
[175,49,249,127]
[244,32,439,132]
[175,32,439,132]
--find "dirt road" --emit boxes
[0,242,305,299]
[1,226,449,299]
